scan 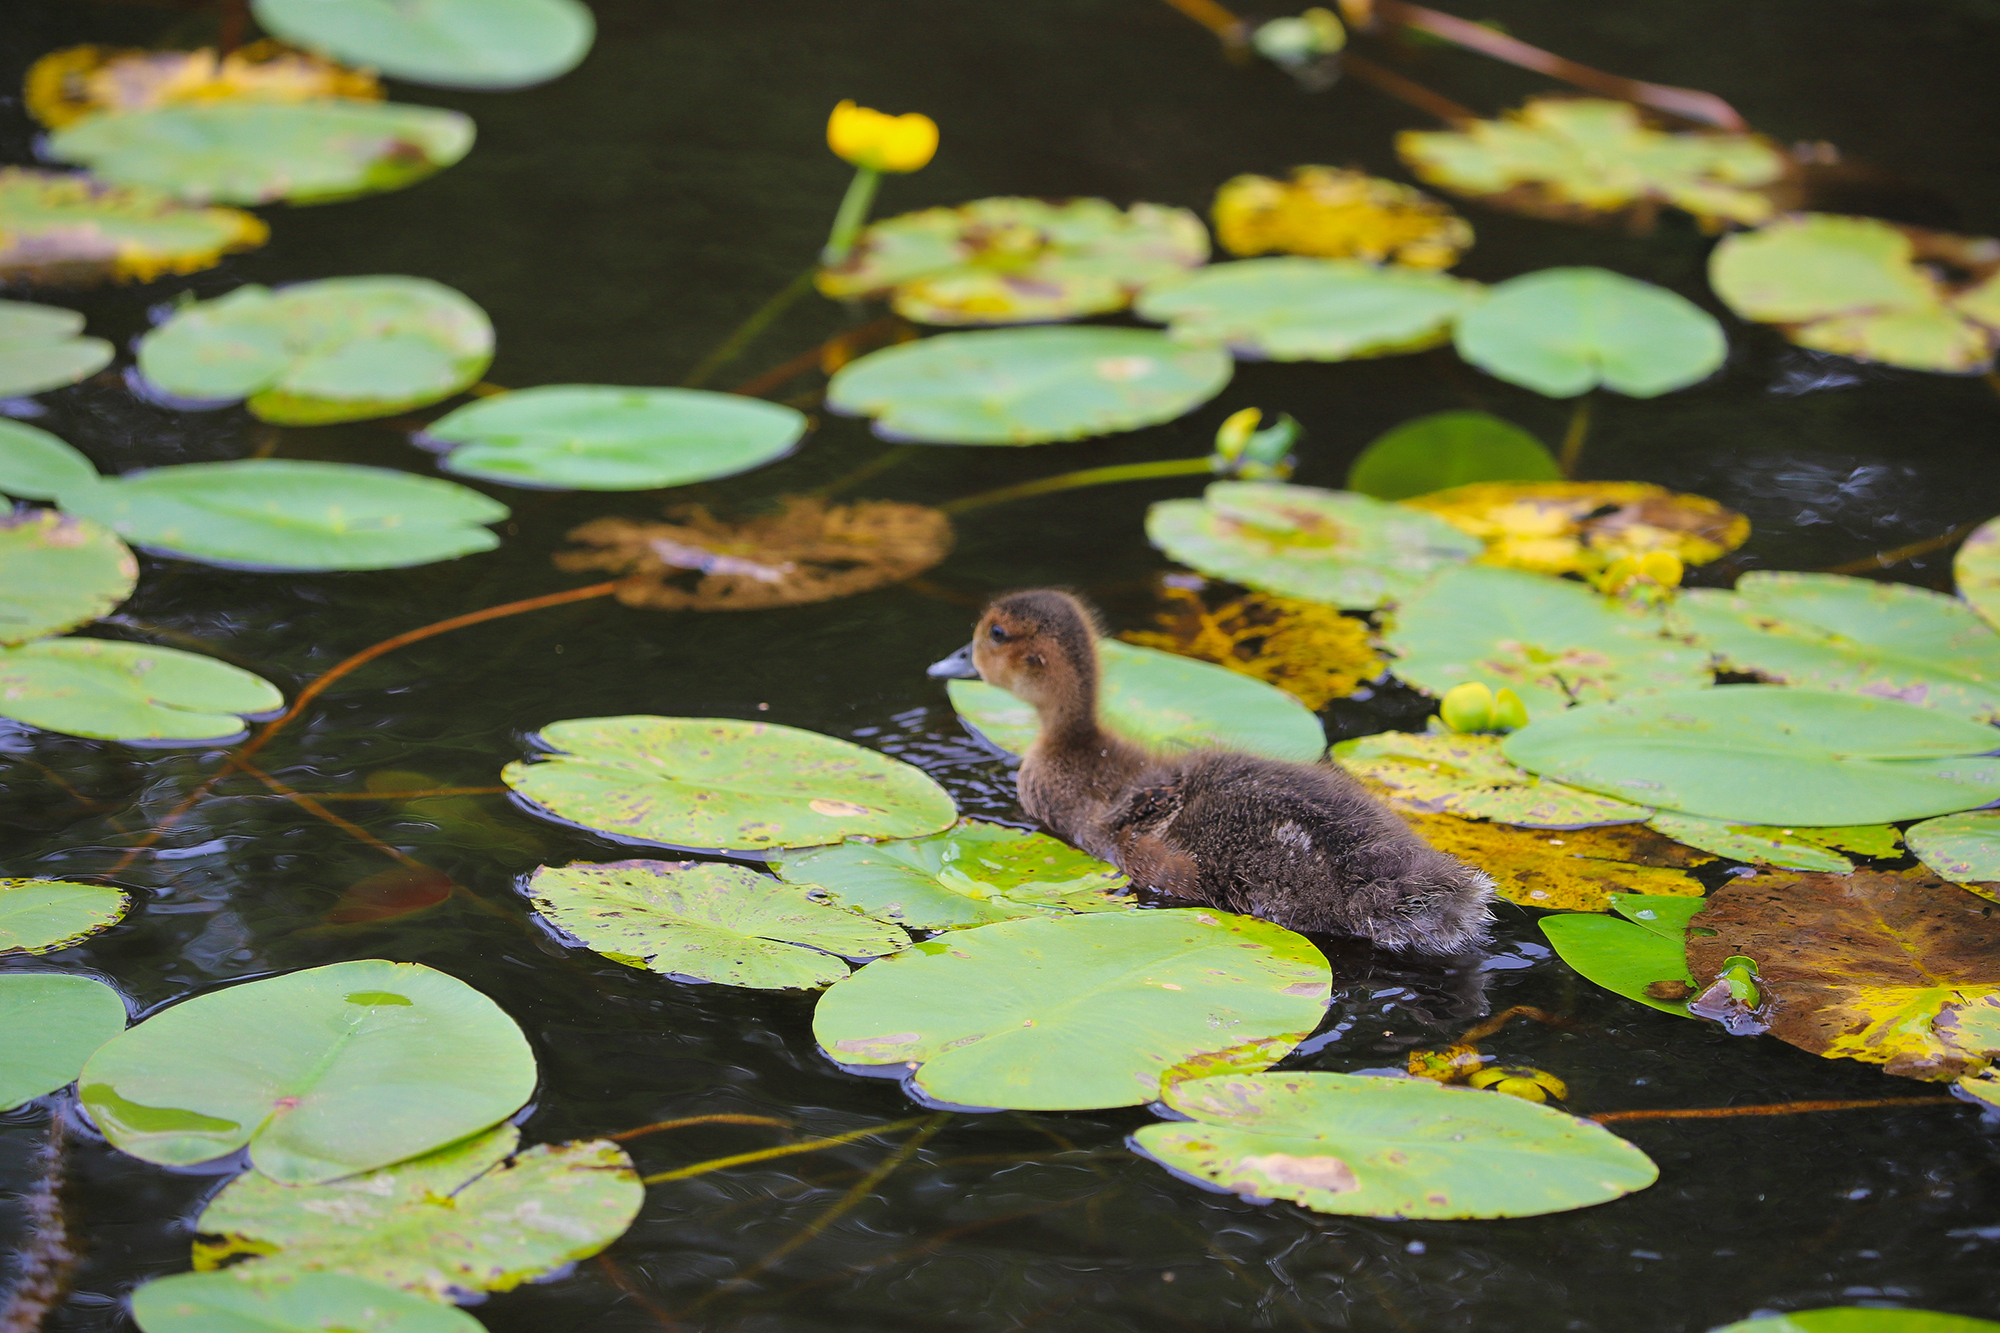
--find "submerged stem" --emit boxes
[941,457,1215,517]
[820,167,882,267]
[639,1115,931,1185]
[809,445,916,500]
[1558,394,1593,478]
[611,1113,796,1142]
[1591,1095,1961,1125]
[1817,519,1980,576]
[682,268,819,389]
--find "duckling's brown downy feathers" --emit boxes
[939,589,1495,955]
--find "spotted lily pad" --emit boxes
[0,637,283,742]
[0,878,128,953]
[79,959,536,1184]
[193,1123,641,1299]
[1145,481,1482,609]
[818,197,1208,325]
[945,637,1326,764]
[252,0,596,90]
[133,1272,484,1333]
[774,820,1132,929]
[136,277,493,424]
[1905,811,2000,903]
[1403,480,1749,575]
[0,509,135,644]
[47,100,474,206]
[1453,267,1727,398]
[0,169,269,285]
[525,859,907,988]
[0,299,113,397]
[1331,732,1651,827]
[1383,563,1712,717]
[421,385,806,490]
[1211,166,1472,267]
[1643,813,1889,873]
[825,327,1232,445]
[1539,893,1705,1016]
[25,41,382,130]
[1132,1070,1657,1218]
[503,716,957,852]
[813,908,1329,1110]
[0,973,126,1111]
[1135,258,1480,361]
[1955,515,2000,634]
[1345,411,1559,502]
[1504,686,2000,825]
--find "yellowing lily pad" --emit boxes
[1452,267,1727,398]
[0,508,135,644]
[1135,258,1480,361]
[818,197,1208,326]
[1955,514,2000,634]
[1402,480,1749,575]
[1333,732,1651,827]
[25,42,380,129]
[0,878,128,953]
[1120,583,1383,710]
[1211,166,1472,267]
[1905,811,2000,904]
[1713,1310,2000,1333]
[1644,812,1898,873]
[1395,809,1705,912]
[0,169,268,285]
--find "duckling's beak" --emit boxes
[926,643,980,679]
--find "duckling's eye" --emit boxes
[989,623,1010,642]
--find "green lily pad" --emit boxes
[819,197,1209,325]
[1132,1070,1658,1218]
[1540,893,1704,1016]
[945,637,1325,764]
[253,0,595,90]
[132,1272,483,1333]
[136,277,493,424]
[1345,411,1560,501]
[79,959,536,1184]
[813,909,1329,1110]
[825,326,1232,445]
[773,820,1132,929]
[1453,267,1727,398]
[0,509,135,644]
[1644,812,1899,872]
[1503,685,2000,825]
[0,298,113,397]
[1955,515,2000,634]
[0,421,507,571]
[0,973,126,1111]
[1331,732,1651,827]
[1145,481,1482,609]
[0,637,283,742]
[1906,811,2000,898]
[47,101,475,207]
[526,859,908,988]
[0,878,129,953]
[1134,257,1480,361]
[1383,563,1713,717]
[504,716,958,852]
[1711,1311,2000,1333]
[421,385,806,490]
[193,1123,641,1299]
[0,168,268,285]
[1679,571,2000,722]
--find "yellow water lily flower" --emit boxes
[827,100,938,174]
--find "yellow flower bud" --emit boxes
[1491,687,1529,732]
[1214,407,1262,461]
[1638,549,1685,588]
[1439,681,1494,734]
[827,100,938,173]
[1597,554,1639,594]
[1467,1065,1568,1103]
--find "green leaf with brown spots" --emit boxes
[1333,731,1651,827]
[0,508,135,645]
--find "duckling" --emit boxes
[929,589,1495,954]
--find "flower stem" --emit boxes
[940,457,1215,516]
[681,267,818,389]
[821,166,882,267]
[1558,394,1592,477]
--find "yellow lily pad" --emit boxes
[1120,582,1382,710]
[1402,479,1749,576]
[1211,166,1471,268]
[0,168,267,285]
[1396,808,1707,913]
[25,41,380,128]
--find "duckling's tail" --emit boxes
[1373,853,1497,955]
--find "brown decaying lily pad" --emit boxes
[1687,869,2000,1080]
[554,497,953,611]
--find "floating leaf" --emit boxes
[1452,267,1727,398]
[526,859,907,988]
[554,497,950,611]
[0,973,126,1111]
[774,820,1131,930]
[0,878,128,953]
[504,716,957,852]
[1397,97,1785,227]
[1146,481,1482,609]
[1504,685,2000,825]
[47,100,475,206]
[817,197,1208,325]
[0,169,268,284]
[1211,166,1472,267]
[1345,411,1559,502]
[1402,480,1748,576]
[1954,514,2000,634]
[0,299,113,397]
[1644,812,1882,873]
[0,637,283,742]
[1712,1310,2000,1333]
[1936,993,2000,1064]
[194,1123,641,1299]
[1394,809,1705,912]
[1905,811,2000,904]
[1686,870,2000,1079]
[1120,582,1382,710]
[1135,258,1479,361]
[1383,564,1712,717]
[1133,1070,1657,1218]
[812,909,1329,1111]
[252,0,596,90]
[1540,893,1705,1015]
[421,385,806,490]
[132,1272,481,1333]
[826,327,1231,445]
[0,509,135,644]
[25,42,380,129]
[946,637,1326,764]
[79,958,535,1184]
[137,277,493,424]
[1679,572,2000,722]
[0,421,507,571]
[1333,732,1651,827]
[1709,214,2000,373]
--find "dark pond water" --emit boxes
[5,2,2000,1330]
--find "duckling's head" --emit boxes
[928,589,1102,720]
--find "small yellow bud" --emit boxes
[827,100,938,173]
[1490,687,1529,732]
[1638,550,1685,588]
[1214,407,1262,460]
[1439,681,1494,734]
[1597,554,1639,594]
[1467,1065,1568,1103]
